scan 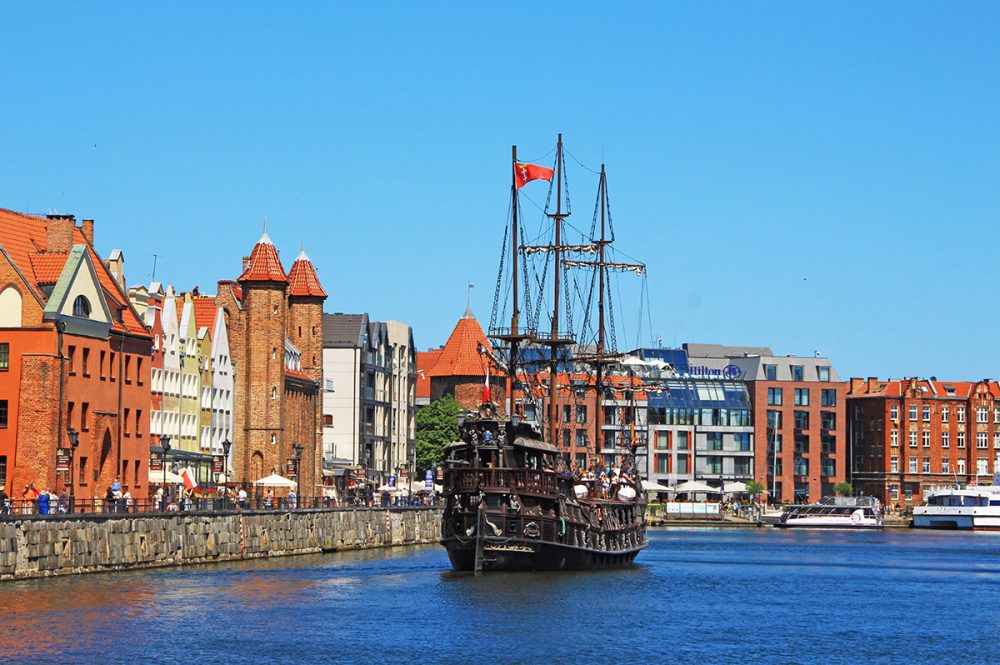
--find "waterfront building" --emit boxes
[322,314,416,483]
[847,377,1000,506]
[216,235,326,493]
[0,210,153,500]
[678,344,846,503]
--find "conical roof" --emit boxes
[427,309,492,377]
[287,248,328,298]
[238,231,288,284]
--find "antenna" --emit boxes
[466,283,475,311]
[150,253,162,282]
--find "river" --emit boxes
[1,527,998,664]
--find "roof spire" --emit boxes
[463,283,475,318]
[258,215,273,245]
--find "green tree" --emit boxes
[745,479,765,497]
[834,481,854,497]
[415,395,461,476]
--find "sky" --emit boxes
[2,3,1000,380]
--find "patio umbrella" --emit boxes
[672,480,722,494]
[641,479,673,492]
[152,470,185,484]
[724,481,748,493]
[252,473,296,488]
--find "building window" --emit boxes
[794,410,809,430]
[994,432,1000,450]
[977,408,988,424]
[125,355,132,383]
[575,429,587,447]
[922,431,930,447]
[655,431,669,450]
[67,402,75,430]
[958,431,966,448]
[821,411,836,431]
[817,366,830,382]
[941,406,949,422]
[576,405,587,424]
[137,358,143,385]
[822,458,835,477]
[677,455,689,475]
[0,400,6,428]
[958,407,966,423]
[764,364,777,380]
[978,459,988,476]
[909,430,917,447]
[791,366,804,382]
[676,431,689,450]
[136,410,142,437]
[908,405,917,421]
[942,458,950,474]
[656,455,669,474]
[323,414,333,426]
[794,457,808,476]
[890,404,898,420]
[821,434,835,454]
[79,457,88,485]
[794,433,809,453]
[705,456,723,475]
[890,456,899,472]
[110,352,116,381]
[942,432,949,448]
[977,432,988,449]
[707,432,724,451]
[767,410,782,430]
[889,484,899,499]
[68,345,76,375]
[909,458,917,473]
[562,405,571,423]
[769,433,782,453]
[563,429,571,447]
[922,405,930,422]
[958,459,966,475]
[767,388,782,406]
[922,458,930,473]
[270,433,276,445]
[734,457,751,477]
[794,388,809,406]
[0,455,5,484]
[890,429,898,447]
[995,407,1000,424]
[271,387,276,400]
[0,343,8,372]
[73,295,91,318]
[81,403,89,431]
[124,408,130,436]
[821,389,836,407]
[735,432,751,451]
[99,350,106,380]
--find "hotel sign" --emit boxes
[688,364,744,380]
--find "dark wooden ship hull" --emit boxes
[442,535,644,572]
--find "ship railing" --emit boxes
[447,468,559,495]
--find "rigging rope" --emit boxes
[489,207,510,335]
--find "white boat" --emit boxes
[776,496,883,529]
[912,485,1000,530]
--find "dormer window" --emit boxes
[73,295,91,318]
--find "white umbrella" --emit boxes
[673,480,722,494]
[724,481,748,493]
[153,470,185,484]
[641,479,673,492]
[620,356,647,366]
[252,473,296,488]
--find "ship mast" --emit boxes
[508,145,520,419]
[594,164,607,463]
[548,134,566,447]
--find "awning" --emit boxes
[513,437,559,454]
[673,480,722,494]
[151,470,185,484]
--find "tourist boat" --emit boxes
[775,496,883,529]
[912,485,1000,530]
[440,136,648,571]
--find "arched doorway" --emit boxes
[250,451,264,483]
[98,430,113,487]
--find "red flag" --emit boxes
[181,467,198,490]
[483,366,491,403]
[514,162,554,189]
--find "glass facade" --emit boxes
[648,380,752,427]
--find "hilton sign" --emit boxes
[688,364,745,380]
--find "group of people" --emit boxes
[0,483,70,515]
[570,463,638,500]
[104,478,135,512]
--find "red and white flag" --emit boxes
[181,466,198,490]
[483,365,491,404]
[514,162,554,189]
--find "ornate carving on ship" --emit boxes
[440,136,649,572]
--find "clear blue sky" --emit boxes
[3,3,999,380]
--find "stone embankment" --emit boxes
[0,508,442,581]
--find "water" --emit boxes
[2,528,999,664]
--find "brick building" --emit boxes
[416,308,504,412]
[847,377,1000,507]
[0,209,153,501]
[215,234,326,494]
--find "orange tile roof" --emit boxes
[0,208,149,337]
[849,378,1000,399]
[192,296,217,337]
[28,252,69,283]
[237,232,288,283]
[415,349,442,398]
[287,250,328,298]
[285,368,315,382]
[426,311,492,377]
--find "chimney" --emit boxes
[104,249,126,290]
[242,256,250,272]
[45,214,75,253]
[81,219,94,245]
[849,378,865,394]
[867,376,879,392]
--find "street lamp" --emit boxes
[161,435,171,510]
[68,428,79,514]
[292,443,304,506]
[221,439,232,509]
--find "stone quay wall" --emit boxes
[0,508,442,581]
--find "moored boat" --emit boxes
[776,496,883,529]
[912,485,1000,530]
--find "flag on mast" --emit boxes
[514,162,554,189]
[181,466,198,490]
[483,365,491,404]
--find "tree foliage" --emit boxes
[415,395,461,476]
[745,479,765,497]
[834,481,854,497]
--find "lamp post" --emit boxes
[292,443,303,507]
[68,428,79,514]
[221,439,232,509]
[161,435,171,511]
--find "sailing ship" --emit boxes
[440,136,649,571]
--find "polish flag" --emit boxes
[181,467,198,490]
[483,366,491,404]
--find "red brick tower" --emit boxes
[236,231,289,482]
[286,248,327,494]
